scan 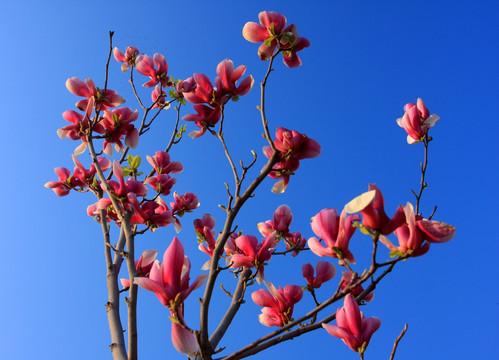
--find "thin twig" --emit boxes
[389,324,408,360]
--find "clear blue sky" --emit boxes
[1,1,498,359]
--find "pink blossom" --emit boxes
[113,46,139,72]
[57,97,105,156]
[344,184,405,235]
[182,104,222,138]
[66,77,125,111]
[135,53,171,88]
[105,160,148,199]
[279,24,311,68]
[242,11,310,67]
[44,167,86,196]
[340,271,374,302]
[228,233,277,282]
[215,59,254,99]
[71,155,111,187]
[302,261,336,289]
[182,73,216,105]
[134,238,206,357]
[120,249,158,288]
[195,214,218,270]
[263,127,321,193]
[379,202,455,257]
[144,174,177,196]
[146,151,183,175]
[322,294,381,354]
[308,208,360,265]
[170,192,200,216]
[272,204,293,233]
[176,77,197,95]
[101,107,139,155]
[397,98,439,144]
[151,85,168,109]
[417,219,456,243]
[127,193,174,230]
[170,314,198,358]
[284,231,307,257]
[379,202,430,257]
[251,282,303,327]
[134,237,207,309]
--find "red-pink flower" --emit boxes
[113,46,139,72]
[57,97,105,156]
[195,214,218,270]
[340,271,374,302]
[308,208,360,265]
[252,282,303,327]
[242,11,310,67]
[182,73,215,105]
[228,233,277,282]
[263,127,321,193]
[322,294,381,354]
[417,219,456,243]
[344,184,405,235]
[134,238,206,358]
[101,107,139,155]
[272,204,293,233]
[170,192,200,216]
[379,202,455,257]
[397,98,439,144]
[120,249,158,288]
[134,237,207,308]
[135,53,171,88]
[151,85,168,109]
[105,160,148,199]
[215,59,254,99]
[127,193,174,230]
[284,231,307,257]
[182,104,222,138]
[66,77,125,111]
[44,167,86,196]
[71,155,111,188]
[144,174,176,196]
[170,314,198,358]
[146,151,183,175]
[302,261,336,289]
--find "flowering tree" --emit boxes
[46,10,455,360]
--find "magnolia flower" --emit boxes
[263,127,321,193]
[322,294,381,354]
[242,11,310,67]
[302,262,336,289]
[134,237,207,309]
[120,249,158,288]
[252,282,303,327]
[113,46,139,72]
[146,151,183,175]
[101,107,139,156]
[66,77,125,111]
[134,238,206,358]
[397,98,439,144]
[308,208,360,265]
[379,202,456,257]
[228,233,277,283]
[215,59,254,99]
[344,184,405,235]
[44,167,85,196]
[340,271,374,302]
[135,53,171,88]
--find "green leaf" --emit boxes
[231,95,240,102]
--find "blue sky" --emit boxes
[1,1,498,359]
